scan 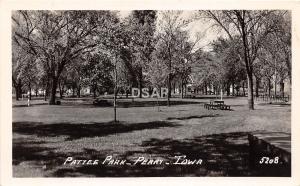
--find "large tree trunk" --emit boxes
[238,11,254,110]
[77,85,81,98]
[13,83,19,101]
[14,85,20,101]
[285,57,291,85]
[13,78,22,101]
[268,78,272,97]
[113,61,117,122]
[138,67,143,98]
[126,86,129,98]
[255,77,260,97]
[28,82,32,100]
[280,80,285,97]
[49,76,58,105]
[167,47,172,106]
[181,78,184,99]
[15,85,19,101]
[286,58,292,97]
[232,82,235,96]
[93,84,97,99]
[242,82,245,96]
[44,79,49,101]
[274,80,277,97]
[17,81,22,100]
[226,83,230,96]
[72,86,75,97]
[58,80,63,99]
[167,74,171,105]
[35,88,38,97]
[173,81,176,94]
[247,74,254,110]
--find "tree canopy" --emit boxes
[12,10,291,110]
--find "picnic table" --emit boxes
[204,100,230,110]
[214,100,224,105]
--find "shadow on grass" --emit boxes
[13,131,290,177]
[13,138,112,176]
[13,102,49,108]
[257,102,291,107]
[13,100,203,108]
[185,96,241,100]
[167,114,220,120]
[113,100,202,108]
[52,132,278,177]
[13,121,181,140]
[13,139,55,166]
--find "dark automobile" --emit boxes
[92,99,112,107]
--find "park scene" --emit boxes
[12,10,291,177]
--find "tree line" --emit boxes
[12,10,291,109]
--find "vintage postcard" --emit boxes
[0,0,300,186]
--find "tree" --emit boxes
[12,10,119,104]
[264,11,291,96]
[154,11,193,105]
[190,49,218,95]
[83,53,114,98]
[12,41,24,100]
[172,30,195,98]
[257,33,289,97]
[211,37,246,96]
[121,10,157,97]
[18,55,38,100]
[65,56,87,98]
[197,10,286,109]
[270,11,291,83]
[12,36,41,100]
[146,47,169,92]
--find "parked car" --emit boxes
[92,99,112,107]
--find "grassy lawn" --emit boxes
[12,97,291,177]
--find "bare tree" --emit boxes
[197,10,286,109]
[12,10,118,104]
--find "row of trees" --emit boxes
[12,10,291,110]
[193,10,291,109]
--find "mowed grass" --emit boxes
[12,97,291,177]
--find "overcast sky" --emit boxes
[118,10,226,51]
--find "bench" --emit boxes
[219,104,230,110]
[204,100,230,110]
[204,103,217,110]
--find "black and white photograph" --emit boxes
[9,9,293,178]
[1,1,299,184]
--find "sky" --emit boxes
[118,10,226,52]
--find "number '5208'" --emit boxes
[259,157,280,164]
